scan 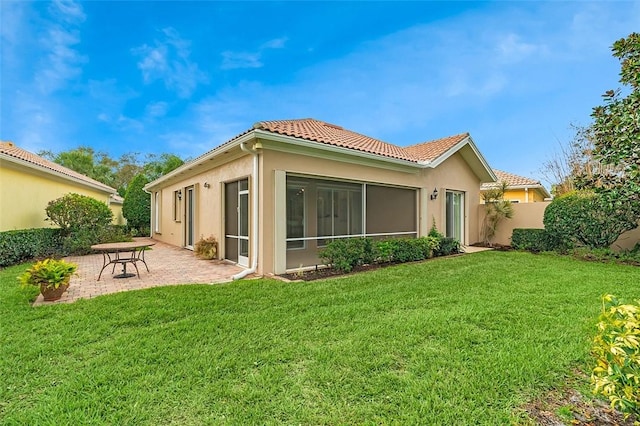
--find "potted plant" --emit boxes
[194,235,218,260]
[18,258,78,301]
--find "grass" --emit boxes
[1,251,639,424]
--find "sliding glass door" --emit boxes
[445,190,464,243]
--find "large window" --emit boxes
[317,182,362,246]
[285,175,417,269]
[286,185,305,249]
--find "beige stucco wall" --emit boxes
[149,137,488,276]
[261,144,484,273]
[0,160,114,231]
[477,201,549,246]
[150,154,253,256]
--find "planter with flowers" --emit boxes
[18,258,78,301]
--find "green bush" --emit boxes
[0,228,64,267]
[511,228,559,252]
[434,237,460,256]
[391,237,439,262]
[544,191,639,249]
[46,193,113,234]
[318,237,376,273]
[123,174,150,232]
[592,294,640,418]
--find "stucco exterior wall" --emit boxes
[150,155,253,255]
[477,201,549,246]
[502,188,547,203]
[261,147,484,273]
[0,161,114,231]
[148,138,488,276]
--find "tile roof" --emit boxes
[0,141,116,193]
[403,133,470,162]
[253,118,417,161]
[481,170,543,189]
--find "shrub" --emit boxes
[592,294,640,418]
[46,193,113,234]
[511,228,559,252]
[544,191,638,249]
[123,174,151,232]
[434,237,461,257]
[0,228,64,267]
[319,237,375,273]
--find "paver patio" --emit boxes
[33,238,245,305]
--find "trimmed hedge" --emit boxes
[0,228,64,267]
[511,228,559,252]
[319,236,447,273]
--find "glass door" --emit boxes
[185,186,195,249]
[238,187,249,267]
[224,179,249,267]
[446,190,464,243]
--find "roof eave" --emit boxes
[253,129,421,169]
[423,135,497,182]
[0,153,117,194]
[144,132,255,191]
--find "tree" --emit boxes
[579,33,640,219]
[40,146,118,188]
[143,153,184,181]
[544,190,638,249]
[540,124,604,197]
[123,173,151,234]
[481,181,514,246]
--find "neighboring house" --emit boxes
[0,141,120,231]
[109,194,126,225]
[481,169,551,203]
[145,118,497,276]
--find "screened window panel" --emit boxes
[366,185,416,234]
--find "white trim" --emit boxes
[286,231,418,242]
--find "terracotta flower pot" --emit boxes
[40,279,70,301]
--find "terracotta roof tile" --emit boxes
[0,141,116,193]
[254,118,416,162]
[481,169,543,189]
[403,133,470,162]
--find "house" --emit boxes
[0,141,121,231]
[481,169,550,203]
[145,118,497,276]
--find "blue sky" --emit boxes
[1,1,638,184]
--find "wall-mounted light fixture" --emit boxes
[430,188,439,200]
[203,182,210,188]
[177,190,182,200]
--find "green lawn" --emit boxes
[1,251,639,424]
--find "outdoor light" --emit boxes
[430,188,439,200]
[204,182,210,188]
[177,190,182,200]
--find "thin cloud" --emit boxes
[221,37,287,70]
[34,0,87,94]
[145,101,169,118]
[221,51,263,70]
[132,27,208,98]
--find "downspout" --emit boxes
[232,141,260,280]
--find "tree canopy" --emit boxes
[579,33,640,216]
[39,148,184,196]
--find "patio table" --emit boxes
[90,241,155,280]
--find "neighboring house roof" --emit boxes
[0,141,117,194]
[481,169,551,198]
[110,194,124,204]
[146,118,497,190]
